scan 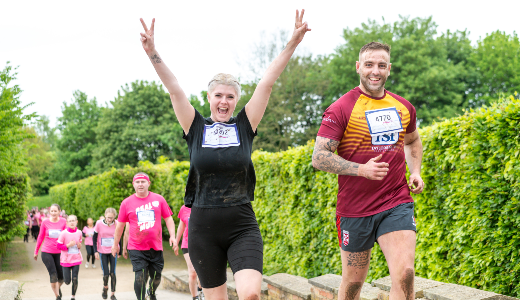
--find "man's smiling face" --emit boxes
[356,49,391,97]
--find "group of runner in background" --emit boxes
[32,195,201,300]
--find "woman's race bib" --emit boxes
[48,229,62,238]
[68,244,79,254]
[365,107,403,136]
[202,123,240,148]
[101,237,114,247]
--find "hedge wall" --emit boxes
[0,174,30,259]
[49,94,520,297]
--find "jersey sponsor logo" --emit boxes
[371,132,399,145]
[135,202,156,232]
[342,230,349,246]
[323,116,336,124]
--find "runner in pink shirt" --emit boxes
[112,172,176,300]
[34,204,67,300]
[174,205,203,300]
[93,208,122,300]
[82,218,96,269]
[57,215,83,300]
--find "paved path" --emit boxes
[9,239,191,300]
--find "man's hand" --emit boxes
[408,173,424,194]
[359,155,389,180]
[95,252,100,260]
[123,248,128,259]
[111,244,118,258]
[140,18,156,54]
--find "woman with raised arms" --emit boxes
[139,10,310,300]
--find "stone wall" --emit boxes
[161,271,519,300]
[0,280,19,300]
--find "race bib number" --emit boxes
[24,221,30,226]
[48,229,61,238]
[202,123,240,148]
[68,245,79,254]
[365,107,403,136]
[101,237,114,247]
[137,210,155,223]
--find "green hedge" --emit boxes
[49,94,520,297]
[0,174,30,258]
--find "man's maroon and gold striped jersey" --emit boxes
[317,87,417,217]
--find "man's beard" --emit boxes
[360,74,387,95]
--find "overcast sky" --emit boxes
[1,0,517,126]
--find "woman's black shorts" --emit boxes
[181,248,188,255]
[188,202,263,288]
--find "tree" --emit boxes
[52,91,102,183]
[468,31,520,105]
[24,127,55,195]
[0,62,35,175]
[327,16,471,125]
[33,115,57,150]
[92,81,207,172]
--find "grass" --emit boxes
[26,194,53,209]
[0,238,30,281]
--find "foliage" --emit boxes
[0,175,30,256]
[92,81,206,172]
[24,127,56,195]
[27,194,53,209]
[467,31,520,106]
[327,16,471,126]
[33,115,57,150]
[0,62,35,175]
[52,90,102,183]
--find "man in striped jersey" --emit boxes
[312,42,424,300]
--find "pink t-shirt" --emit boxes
[177,206,191,249]
[35,212,41,226]
[118,192,173,251]
[94,220,119,254]
[82,226,95,246]
[35,218,67,255]
[57,228,83,267]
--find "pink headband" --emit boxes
[133,174,150,182]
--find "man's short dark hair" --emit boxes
[359,42,391,60]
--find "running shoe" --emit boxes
[85,262,89,268]
[92,264,96,268]
[102,286,108,299]
[147,289,157,300]
[198,288,205,300]
[59,288,62,298]
[110,295,117,300]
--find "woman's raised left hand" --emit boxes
[290,9,311,45]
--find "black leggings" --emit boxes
[85,245,96,264]
[41,252,64,283]
[24,227,30,242]
[100,253,117,292]
[31,225,39,240]
[63,265,80,295]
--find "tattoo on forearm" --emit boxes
[346,250,371,269]
[312,137,359,176]
[150,54,162,64]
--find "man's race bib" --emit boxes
[101,237,114,247]
[365,107,403,137]
[68,244,79,254]
[137,210,155,223]
[48,229,61,238]
[202,123,240,148]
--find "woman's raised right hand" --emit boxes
[140,18,156,54]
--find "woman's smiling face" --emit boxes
[208,84,238,123]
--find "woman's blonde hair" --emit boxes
[67,215,78,221]
[208,73,241,100]
[105,207,117,218]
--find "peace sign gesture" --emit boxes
[290,9,311,46]
[140,18,156,54]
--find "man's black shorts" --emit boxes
[336,202,416,252]
[128,249,164,273]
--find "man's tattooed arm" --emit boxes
[312,136,360,176]
[150,54,162,64]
